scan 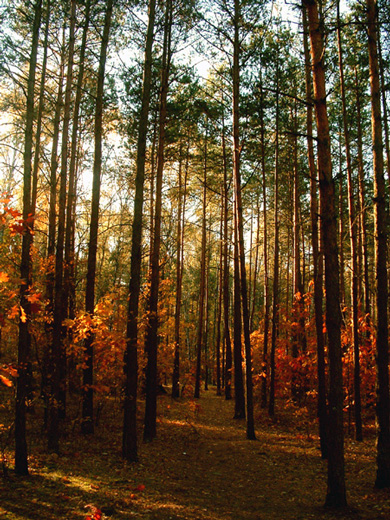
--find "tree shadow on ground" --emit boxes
[1,390,389,520]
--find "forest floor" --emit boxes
[1,388,390,520]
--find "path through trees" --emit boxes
[2,389,389,519]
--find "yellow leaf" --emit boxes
[20,306,27,323]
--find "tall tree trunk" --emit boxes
[302,3,327,459]
[250,194,260,333]
[15,0,42,476]
[338,156,345,311]
[123,0,156,461]
[31,0,50,217]
[222,114,232,401]
[366,0,390,489]
[44,27,65,428]
[292,100,307,401]
[336,0,362,442]
[194,122,208,399]
[233,199,245,419]
[143,0,172,441]
[48,0,76,449]
[304,0,347,507]
[64,0,91,390]
[215,195,224,396]
[233,0,255,440]
[172,142,184,398]
[355,68,370,321]
[259,73,270,410]
[378,33,390,203]
[268,52,280,419]
[204,238,210,391]
[81,0,113,435]
[30,0,49,421]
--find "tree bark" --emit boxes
[48,0,76,449]
[233,198,245,419]
[366,0,390,489]
[172,142,184,398]
[268,47,280,419]
[222,112,232,401]
[43,26,65,429]
[302,3,328,459]
[15,0,42,476]
[215,194,224,396]
[355,68,370,321]
[82,0,113,435]
[232,0,255,440]
[143,0,172,441]
[123,0,156,461]
[194,122,208,399]
[303,0,347,507]
[336,0,362,441]
[64,0,91,396]
[259,73,270,410]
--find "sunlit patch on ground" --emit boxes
[1,389,389,519]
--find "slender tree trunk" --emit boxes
[81,0,113,435]
[233,199,245,419]
[222,116,232,401]
[292,100,307,401]
[250,194,260,333]
[31,0,50,217]
[304,0,346,507]
[355,68,370,321]
[172,143,183,398]
[338,156,345,311]
[15,0,42,476]
[232,0,255,440]
[259,74,270,410]
[367,0,390,489]
[148,110,158,266]
[143,0,172,441]
[48,0,76,449]
[378,33,390,203]
[268,53,280,419]
[30,0,49,420]
[215,196,224,396]
[44,27,65,428]
[65,0,91,394]
[204,239,210,391]
[302,3,327,459]
[336,0,362,441]
[123,0,156,460]
[194,122,208,399]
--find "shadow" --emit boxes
[1,389,387,520]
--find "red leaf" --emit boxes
[136,484,145,492]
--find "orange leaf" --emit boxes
[7,305,19,320]
[20,306,27,323]
[0,375,13,387]
[27,292,41,304]
[0,272,9,283]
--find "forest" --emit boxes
[1,0,390,517]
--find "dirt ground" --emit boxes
[1,388,390,519]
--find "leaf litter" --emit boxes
[1,388,389,519]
